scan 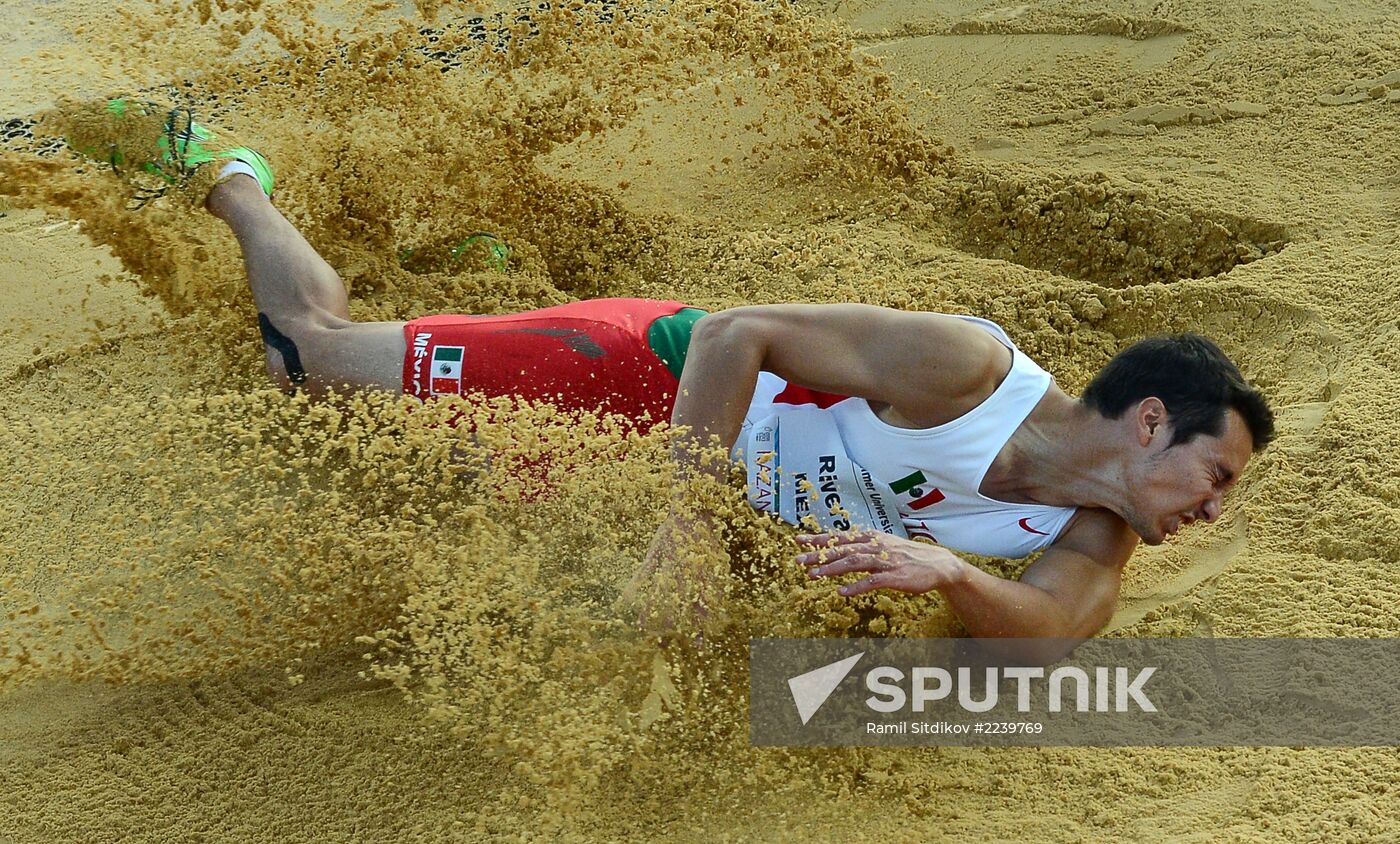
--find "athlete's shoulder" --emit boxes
[915,311,1015,364]
[885,311,1014,420]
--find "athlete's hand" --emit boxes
[797,531,966,596]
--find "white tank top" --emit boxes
[735,315,1077,558]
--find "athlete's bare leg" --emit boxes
[204,174,407,395]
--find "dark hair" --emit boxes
[1081,334,1275,451]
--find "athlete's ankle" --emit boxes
[204,173,267,217]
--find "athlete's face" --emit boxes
[1122,403,1254,546]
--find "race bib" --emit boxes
[743,407,907,538]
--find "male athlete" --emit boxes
[57,99,1275,648]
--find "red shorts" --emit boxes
[402,298,693,425]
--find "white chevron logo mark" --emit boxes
[788,653,864,725]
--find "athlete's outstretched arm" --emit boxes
[670,304,1009,469]
[801,509,1139,663]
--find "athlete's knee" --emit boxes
[259,311,353,389]
[258,312,313,390]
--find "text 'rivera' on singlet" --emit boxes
[734,315,1077,559]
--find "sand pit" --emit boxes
[1,0,1398,840]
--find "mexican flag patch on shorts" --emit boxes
[430,346,464,394]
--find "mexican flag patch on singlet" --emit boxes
[430,346,465,394]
